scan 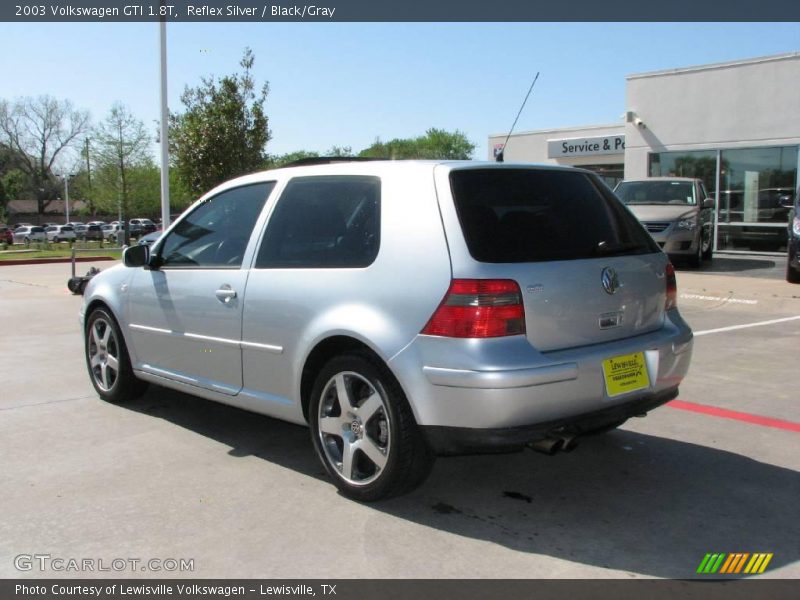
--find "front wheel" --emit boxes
[309,352,434,502]
[788,247,800,284]
[85,308,148,403]
[701,226,713,261]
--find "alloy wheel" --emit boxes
[88,316,121,392]
[317,371,391,486]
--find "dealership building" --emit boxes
[488,52,800,253]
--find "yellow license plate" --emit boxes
[602,352,650,397]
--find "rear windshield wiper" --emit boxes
[594,241,642,256]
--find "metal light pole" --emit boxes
[62,174,72,224]
[159,17,171,229]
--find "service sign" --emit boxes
[547,134,625,158]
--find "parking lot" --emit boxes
[1,255,798,579]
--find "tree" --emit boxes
[267,150,320,169]
[170,48,271,196]
[0,95,89,213]
[359,128,475,160]
[93,103,151,240]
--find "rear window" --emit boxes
[450,168,658,263]
[31,227,45,233]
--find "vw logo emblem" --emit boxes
[601,267,619,295]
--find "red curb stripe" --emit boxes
[0,256,117,267]
[668,400,800,433]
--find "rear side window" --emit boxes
[450,169,658,263]
[256,176,380,268]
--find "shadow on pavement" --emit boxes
[124,385,800,579]
[676,254,782,279]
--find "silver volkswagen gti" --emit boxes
[81,161,693,501]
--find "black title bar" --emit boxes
[3,0,800,22]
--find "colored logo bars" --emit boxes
[697,553,774,575]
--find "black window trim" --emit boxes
[156,181,275,271]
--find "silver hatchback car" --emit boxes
[81,161,693,501]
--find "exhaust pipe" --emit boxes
[527,437,564,455]
[557,434,579,453]
[527,434,580,455]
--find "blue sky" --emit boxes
[2,22,799,162]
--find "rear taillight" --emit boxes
[665,262,677,311]
[421,279,526,338]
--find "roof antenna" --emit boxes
[496,72,540,163]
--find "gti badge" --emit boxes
[601,267,619,295]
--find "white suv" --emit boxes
[81,160,693,501]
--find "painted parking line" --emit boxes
[680,293,758,305]
[694,315,800,336]
[668,400,800,433]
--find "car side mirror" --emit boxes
[702,197,715,210]
[123,244,150,268]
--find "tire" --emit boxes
[787,247,800,284]
[687,239,702,268]
[309,352,434,502]
[85,308,148,403]
[701,226,713,261]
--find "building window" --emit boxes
[650,146,798,253]
[649,150,717,195]
[716,146,797,251]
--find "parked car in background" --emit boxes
[13,226,47,245]
[787,188,800,283]
[614,177,714,267]
[87,221,107,228]
[130,218,157,237]
[72,224,88,240]
[101,224,124,242]
[13,222,34,229]
[84,224,104,241]
[45,225,77,243]
[82,161,693,501]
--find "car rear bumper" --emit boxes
[421,385,679,455]
[388,309,693,431]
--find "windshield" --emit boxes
[615,181,696,205]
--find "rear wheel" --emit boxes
[309,352,434,501]
[85,308,148,403]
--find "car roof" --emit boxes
[204,160,592,199]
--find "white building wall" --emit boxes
[624,53,800,179]
[488,124,624,166]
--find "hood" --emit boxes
[625,204,698,222]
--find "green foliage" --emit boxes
[267,150,320,169]
[359,128,475,160]
[170,48,271,196]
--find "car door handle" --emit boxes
[215,286,237,303]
